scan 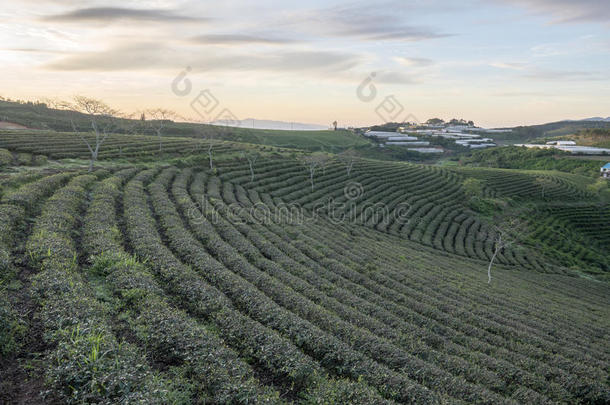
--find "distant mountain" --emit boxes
[210,118,327,131]
[579,117,610,122]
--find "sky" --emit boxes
[1,0,609,128]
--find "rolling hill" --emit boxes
[0,100,369,153]
[0,127,608,403]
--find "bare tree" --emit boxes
[41,97,62,109]
[302,153,328,191]
[242,151,259,182]
[332,120,338,131]
[480,213,530,284]
[192,127,218,170]
[206,136,217,170]
[61,96,119,172]
[146,108,178,153]
[338,149,358,177]
[318,153,331,176]
[120,112,142,134]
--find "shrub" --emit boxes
[26,175,184,404]
[16,152,32,165]
[0,294,25,358]
[0,148,12,166]
[32,155,47,166]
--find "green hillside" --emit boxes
[0,99,369,152]
[461,146,606,177]
[491,120,610,144]
[0,130,609,404]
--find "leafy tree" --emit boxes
[462,178,484,198]
[426,118,444,126]
[587,177,610,202]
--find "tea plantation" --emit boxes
[0,130,608,404]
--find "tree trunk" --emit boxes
[249,162,254,182]
[208,146,213,170]
[488,247,499,284]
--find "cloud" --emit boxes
[394,57,434,67]
[191,34,296,45]
[374,71,419,84]
[44,44,362,75]
[489,62,527,70]
[43,7,204,23]
[522,68,607,81]
[281,2,450,42]
[492,91,552,97]
[3,48,66,54]
[499,0,610,24]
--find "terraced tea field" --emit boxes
[0,129,290,161]
[1,148,608,403]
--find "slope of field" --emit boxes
[461,146,605,177]
[453,167,595,201]
[0,129,241,160]
[0,100,369,152]
[219,127,370,152]
[1,153,609,403]
[215,157,610,274]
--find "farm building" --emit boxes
[406,147,443,153]
[386,141,430,146]
[546,140,576,146]
[602,163,610,178]
[364,131,399,138]
[556,146,610,155]
[515,143,610,155]
[468,143,498,149]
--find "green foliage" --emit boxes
[16,152,32,165]
[0,293,25,358]
[32,154,47,166]
[462,178,484,198]
[0,148,12,166]
[491,120,610,144]
[463,146,603,177]
[468,196,504,216]
[0,99,368,152]
[1,150,609,404]
[587,178,610,202]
